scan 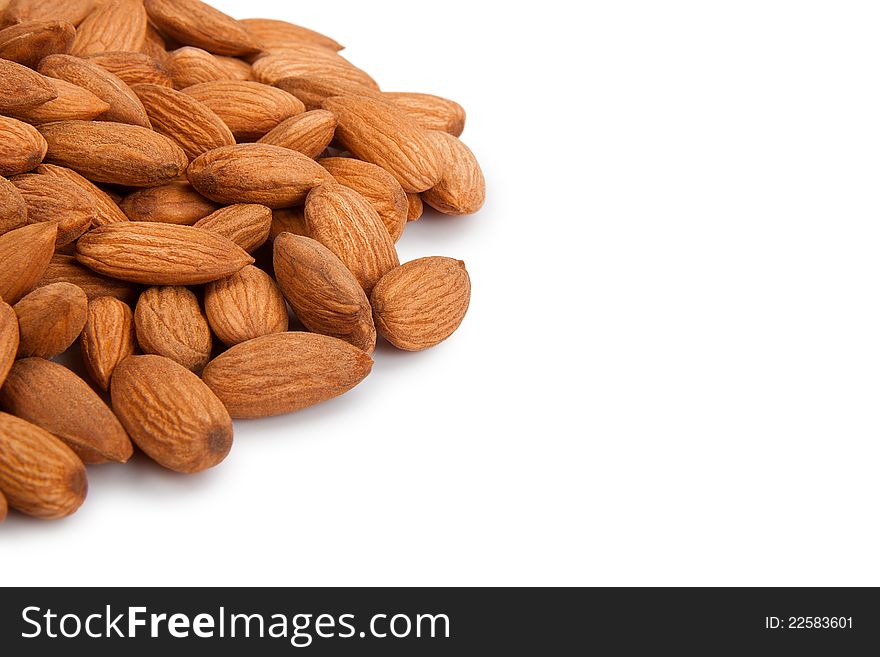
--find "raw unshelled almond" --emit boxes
[324,95,443,193]
[253,45,378,89]
[0,19,75,67]
[0,177,28,236]
[273,75,381,112]
[204,265,288,347]
[422,131,486,215]
[240,17,343,52]
[70,0,147,56]
[273,233,376,353]
[38,254,139,303]
[0,222,57,305]
[165,46,232,89]
[40,120,188,187]
[14,282,88,358]
[8,76,111,124]
[0,412,87,519]
[202,332,373,419]
[406,192,424,221]
[193,203,272,253]
[11,174,97,246]
[87,51,173,88]
[120,180,218,225]
[111,354,233,473]
[3,0,95,27]
[0,115,47,176]
[187,143,333,208]
[304,183,399,293]
[384,92,466,137]
[0,358,133,464]
[81,296,136,391]
[371,257,471,351]
[135,286,212,371]
[0,58,56,113]
[258,109,336,159]
[144,0,260,56]
[35,164,129,226]
[270,207,308,241]
[0,301,18,389]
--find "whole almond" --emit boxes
[422,131,486,215]
[165,46,233,89]
[273,233,376,353]
[40,120,188,187]
[252,46,378,89]
[240,17,343,52]
[81,295,136,391]
[269,207,307,241]
[39,253,139,304]
[304,183,399,293]
[0,19,75,67]
[11,174,97,246]
[193,203,272,253]
[135,286,211,371]
[0,58,56,113]
[0,115,47,176]
[132,83,235,161]
[14,282,88,358]
[144,0,260,56]
[187,143,333,208]
[0,222,57,304]
[204,265,289,347]
[275,75,382,112]
[8,76,111,124]
[202,332,373,419]
[120,180,219,225]
[70,0,146,56]
[87,51,173,88]
[258,109,337,159]
[0,358,133,464]
[0,176,28,236]
[324,95,443,193]
[384,92,466,137]
[371,257,471,351]
[183,81,306,142]
[3,0,95,27]
[35,164,129,226]
[0,301,19,389]
[0,412,87,519]
[318,157,408,242]
[406,192,424,221]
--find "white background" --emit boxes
[4,0,880,586]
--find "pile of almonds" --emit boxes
[0,0,485,522]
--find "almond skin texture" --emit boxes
[0,301,19,389]
[0,176,28,236]
[318,157,408,242]
[0,115,47,176]
[240,17,343,52]
[14,282,88,358]
[384,92,466,137]
[188,143,333,209]
[371,257,471,351]
[252,46,378,89]
[0,19,76,67]
[40,120,188,187]
[81,296,136,391]
[0,222,57,305]
[87,51,173,88]
[304,183,399,294]
[182,81,306,142]
[273,233,376,353]
[120,180,218,225]
[215,55,253,81]
[70,0,147,56]
[204,265,289,347]
[0,412,87,519]
[11,174,96,246]
[406,192,424,221]
[140,22,167,62]
[39,254,139,304]
[274,75,382,112]
[193,203,272,253]
[0,358,133,464]
[8,76,111,124]
[270,207,308,241]
[0,58,57,114]
[0,490,6,523]
[35,164,129,226]
[202,332,374,419]
[165,46,233,89]
[259,109,337,159]
[422,131,486,215]
[135,286,212,371]
[324,95,443,193]
[3,0,95,27]
[144,0,260,56]
[111,354,233,474]
[76,222,254,285]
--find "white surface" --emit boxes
[4,0,880,586]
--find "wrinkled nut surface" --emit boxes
[14,282,88,359]
[135,285,213,372]
[81,296,137,391]
[205,265,289,347]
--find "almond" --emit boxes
[39,253,139,304]
[140,22,168,61]
[406,192,423,221]
[0,176,28,236]
[252,45,378,89]
[304,183,399,293]
[35,164,129,226]
[324,95,443,193]
[193,203,272,253]
[0,222,57,304]
[269,207,307,241]
[422,131,486,215]
[0,58,56,113]
[135,285,212,371]
[214,55,252,81]
[187,143,333,208]
[0,412,87,519]
[273,233,376,353]
[144,0,260,56]
[0,300,18,389]
[202,332,373,419]
[70,0,146,56]
[204,265,288,347]
[132,83,236,161]
[371,257,471,351]
[0,115,47,176]
[81,295,136,391]
[258,109,336,159]
[14,281,88,358]
[120,180,219,225]
[0,490,6,523]
[0,19,75,67]
[0,358,133,464]
[8,76,111,124]
[3,0,95,27]
[275,75,382,112]
[240,17,343,52]
[182,81,306,142]
[11,173,97,246]
[76,222,254,285]
[318,157,408,242]
[384,92,466,137]
[87,51,173,88]
[165,46,233,89]
[40,120,188,187]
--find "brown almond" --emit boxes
[0,412,87,519]
[406,192,423,221]
[0,222,57,304]
[120,180,218,225]
[144,0,260,56]
[252,46,378,89]
[135,285,212,371]
[240,17,343,52]
[258,109,336,159]
[204,265,288,347]
[11,174,96,246]
[214,55,252,81]
[275,74,382,111]
[422,131,486,215]
[384,92,466,137]
[193,203,272,253]
[76,222,254,285]
[0,358,133,464]
[273,233,376,353]
[165,46,233,89]
[70,0,146,56]
[0,301,18,389]
[187,143,333,208]
[87,51,173,88]
[0,489,6,523]
[140,22,168,62]
[0,115,47,176]
[304,183,399,294]
[371,257,471,351]
[3,0,95,27]
[324,95,443,193]
[0,20,75,67]
[14,282,88,358]
[81,295,136,391]
[0,58,56,113]
[0,176,28,236]
[35,164,129,226]
[38,253,138,303]
[269,207,307,241]
[202,332,373,419]
[8,76,111,124]
[40,120,188,186]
